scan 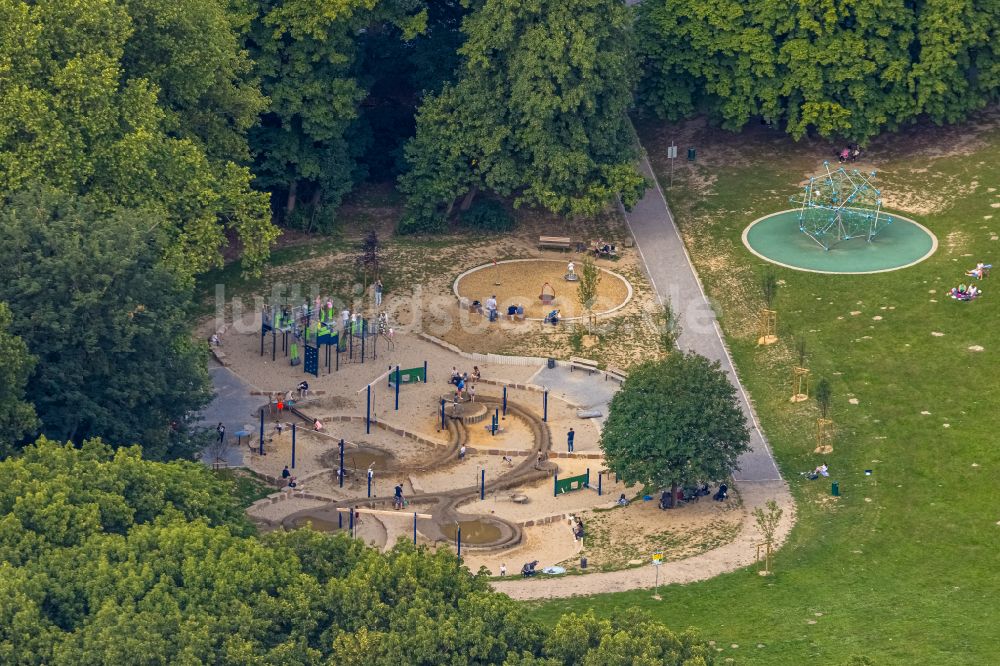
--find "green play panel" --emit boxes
[742,209,937,274]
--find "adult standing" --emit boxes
[374,279,383,307]
[567,427,575,452]
[298,380,309,399]
[485,294,498,322]
[216,423,225,443]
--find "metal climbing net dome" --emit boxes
[791,162,891,250]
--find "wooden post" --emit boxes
[758,308,777,345]
[790,367,810,402]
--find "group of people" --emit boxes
[951,262,989,301]
[949,262,991,301]
[450,366,481,401]
[658,483,712,509]
[592,240,617,258]
[804,464,829,480]
[838,144,862,163]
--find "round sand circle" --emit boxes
[742,209,937,274]
[453,259,633,321]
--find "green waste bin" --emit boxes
[687,147,696,161]
[831,482,839,496]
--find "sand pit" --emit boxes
[454,259,632,320]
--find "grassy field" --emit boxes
[531,113,1000,664]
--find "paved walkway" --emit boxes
[491,155,793,600]
[198,363,265,467]
[624,155,782,483]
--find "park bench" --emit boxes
[539,235,572,251]
[569,356,599,374]
[604,366,628,383]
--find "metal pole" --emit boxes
[395,365,400,411]
[258,409,264,455]
[502,386,507,417]
[336,344,339,371]
[413,513,417,545]
[349,508,354,533]
[440,398,446,430]
[272,331,276,362]
[480,469,485,500]
[367,472,372,498]
[339,513,342,530]
[423,360,428,383]
[586,468,590,488]
[366,385,371,434]
[554,473,558,497]
[457,525,462,561]
[291,423,296,469]
[543,390,548,422]
[361,323,365,363]
[339,439,345,488]
[387,364,392,388]
[598,472,602,496]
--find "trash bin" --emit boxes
[831,482,839,496]
[581,557,588,569]
[547,357,556,369]
[687,147,696,161]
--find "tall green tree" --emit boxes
[249,0,425,230]
[601,353,750,507]
[0,439,716,663]
[0,188,210,458]
[0,303,37,452]
[637,0,920,141]
[0,0,275,277]
[636,0,1000,142]
[400,0,646,233]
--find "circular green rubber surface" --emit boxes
[742,210,937,274]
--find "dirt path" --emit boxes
[492,479,793,600]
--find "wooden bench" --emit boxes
[605,366,628,383]
[539,235,572,250]
[569,356,599,374]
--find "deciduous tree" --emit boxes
[400,0,645,232]
[0,188,210,457]
[601,353,750,507]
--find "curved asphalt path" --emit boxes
[625,155,782,483]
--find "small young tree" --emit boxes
[753,499,783,574]
[816,377,832,418]
[655,299,681,353]
[601,353,750,507]
[577,256,602,329]
[796,336,807,368]
[356,230,384,296]
[760,266,778,309]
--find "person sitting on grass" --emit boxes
[618,493,629,506]
[544,309,560,325]
[966,263,991,280]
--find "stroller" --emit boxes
[713,483,729,502]
[521,560,539,577]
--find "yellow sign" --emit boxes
[652,552,663,565]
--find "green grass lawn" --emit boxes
[530,114,1000,664]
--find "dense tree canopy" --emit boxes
[0,303,37,452]
[399,0,646,232]
[0,0,276,276]
[0,188,210,458]
[249,0,426,230]
[601,353,750,504]
[636,0,1000,142]
[0,439,717,665]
